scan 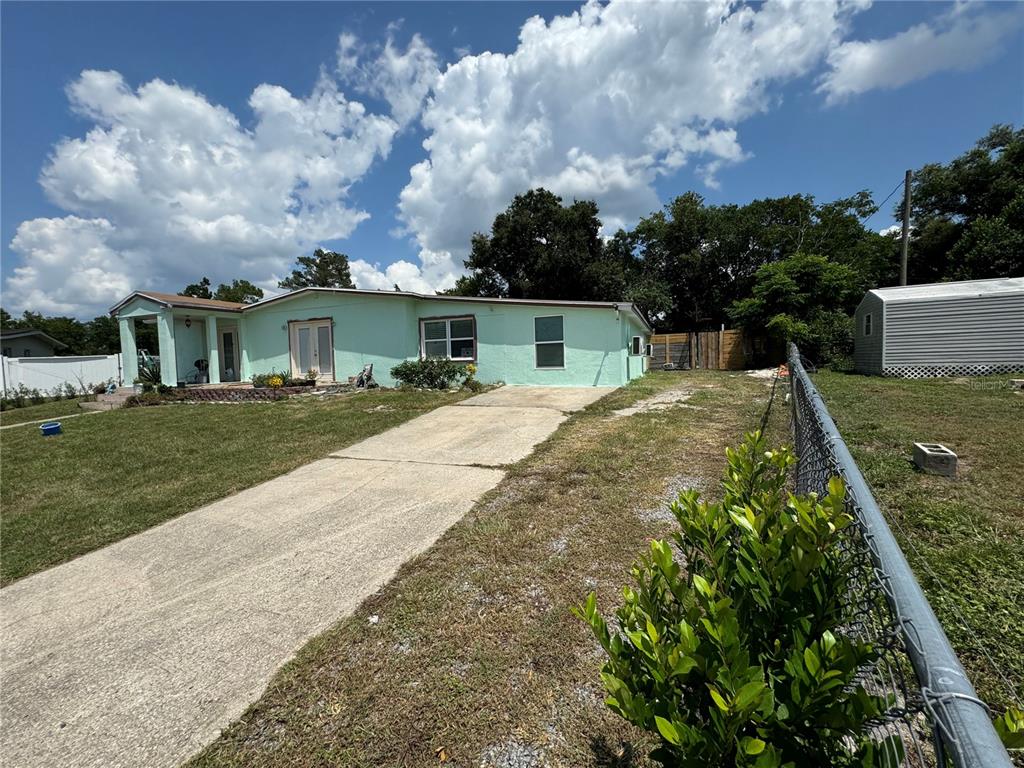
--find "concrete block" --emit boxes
[1010,379,1024,391]
[912,442,957,477]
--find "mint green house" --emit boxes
[111,288,651,388]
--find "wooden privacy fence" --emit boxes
[649,329,778,370]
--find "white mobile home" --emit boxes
[853,277,1024,377]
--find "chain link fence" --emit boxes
[787,343,1011,768]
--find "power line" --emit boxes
[864,179,905,227]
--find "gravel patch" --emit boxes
[611,387,697,417]
[635,474,705,523]
[479,739,548,768]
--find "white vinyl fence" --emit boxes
[1,354,123,395]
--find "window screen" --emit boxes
[421,317,475,360]
[534,316,564,368]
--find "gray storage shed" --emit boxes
[853,277,1024,377]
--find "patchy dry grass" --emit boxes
[189,371,783,768]
[813,372,1024,711]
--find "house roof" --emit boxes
[109,291,246,314]
[868,277,1024,304]
[0,328,68,349]
[243,287,654,331]
[110,286,653,331]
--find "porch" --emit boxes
[112,292,247,388]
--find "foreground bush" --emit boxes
[391,358,468,389]
[576,432,901,767]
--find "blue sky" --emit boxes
[2,1,1022,318]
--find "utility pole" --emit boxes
[899,169,912,286]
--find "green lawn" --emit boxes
[814,372,1024,710]
[188,371,782,768]
[0,389,468,585]
[0,398,92,426]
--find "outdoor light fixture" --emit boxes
[185,316,191,329]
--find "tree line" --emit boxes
[448,124,1022,365]
[3,124,1019,365]
[0,249,356,356]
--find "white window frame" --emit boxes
[631,335,643,355]
[863,313,872,336]
[419,316,476,361]
[534,314,565,370]
[288,319,334,380]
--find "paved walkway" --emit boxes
[0,386,612,768]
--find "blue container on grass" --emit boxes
[40,422,62,437]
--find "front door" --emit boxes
[289,320,334,380]
[220,329,240,382]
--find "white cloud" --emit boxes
[6,69,396,317]
[819,4,1024,103]
[337,29,440,128]
[362,0,867,293]
[13,1,1014,313]
[349,257,440,293]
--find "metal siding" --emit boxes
[854,293,884,374]
[883,294,1024,366]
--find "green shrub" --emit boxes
[124,389,184,408]
[8,385,29,409]
[576,432,901,767]
[252,369,290,388]
[995,706,1024,751]
[124,392,166,408]
[28,388,45,405]
[391,358,468,389]
[137,359,162,387]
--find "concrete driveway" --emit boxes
[0,385,612,768]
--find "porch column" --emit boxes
[205,317,221,385]
[156,310,178,387]
[238,319,251,381]
[118,317,138,386]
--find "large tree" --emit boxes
[633,192,891,331]
[181,277,264,304]
[729,252,863,365]
[181,277,214,299]
[278,249,355,289]
[903,124,1023,282]
[449,188,669,323]
[449,188,606,300]
[0,308,133,355]
[212,279,264,304]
